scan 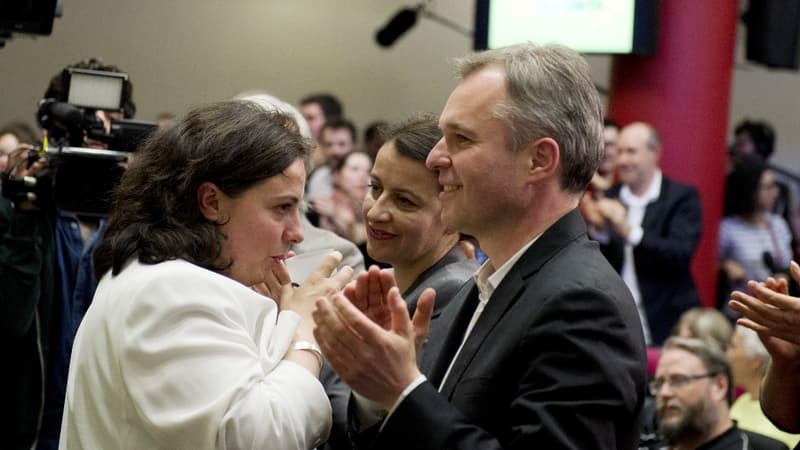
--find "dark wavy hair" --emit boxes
[724,156,767,217]
[734,119,775,160]
[94,100,312,278]
[381,114,441,164]
[300,93,343,121]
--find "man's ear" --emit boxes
[710,374,729,404]
[751,355,767,373]
[526,137,560,182]
[197,181,225,222]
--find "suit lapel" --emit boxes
[437,209,588,398]
[641,178,667,231]
[426,283,479,387]
[438,272,525,397]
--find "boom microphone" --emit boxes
[375,7,419,47]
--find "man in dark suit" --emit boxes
[591,122,702,346]
[312,43,647,449]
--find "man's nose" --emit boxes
[426,137,448,170]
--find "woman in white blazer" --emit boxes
[59,100,352,450]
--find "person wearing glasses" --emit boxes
[650,336,787,450]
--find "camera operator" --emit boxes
[0,58,136,450]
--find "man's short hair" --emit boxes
[452,43,604,194]
[724,157,768,217]
[44,58,136,119]
[321,118,357,144]
[603,117,620,130]
[300,93,343,122]
[662,336,734,405]
[643,124,662,151]
[734,119,775,160]
[734,325,770,370]
[365,120,388,143]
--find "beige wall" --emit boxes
[0,0,477,138]
[1,1,798,171]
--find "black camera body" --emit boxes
[1,68,155,216]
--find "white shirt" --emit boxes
[438,235,540,388]
[618,169,662,345]
[59,259,331,450]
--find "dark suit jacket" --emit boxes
[405,244,479,318]
[600,177,702,345]
[357,209,647,450]
[324,245,476,450]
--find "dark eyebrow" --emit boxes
[274,195,300,205]
[443,122,477,140]
[388,185,427,206]
[368,173,423,203]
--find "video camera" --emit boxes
[1,68,156,216]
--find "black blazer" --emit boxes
[358,209,647,450]
[600,177,703,345]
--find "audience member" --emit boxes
[299,93,343,144]
[730,120,776,169]
[596,117,620,191]
[320,118,357,161]
[729,261,800,438]
[651,337,787,449]
[720,159,792,309]
[728,325,800,448]
[60,100,353,449]
[0,58,135,450]
[313,43,647,449]
[592,122,702,345]
[639,307,735,446]
[731,119,800,261]
[363,120,387,162]
[673,307,734,352]
[580,117,619,229]
[314,151,371,246]
[0,121,38,173]
[306,118,358,202]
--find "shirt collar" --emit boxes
[474,233,541,299]
[620,169,662,206]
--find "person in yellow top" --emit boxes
[728,324,800,448]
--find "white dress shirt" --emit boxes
[618,169,662,345]
[438,235,540,388]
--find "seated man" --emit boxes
[651,336,788,449]
[728,325,800,448]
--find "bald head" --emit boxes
[625,122,661,150]
[616,122,662,195]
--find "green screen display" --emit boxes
[486,0,638,54]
